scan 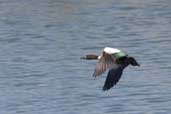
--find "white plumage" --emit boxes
[103,47,121,54]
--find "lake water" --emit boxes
[0,0,171,114]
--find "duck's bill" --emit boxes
[80,56,86,59]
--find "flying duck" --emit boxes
[81,47,140,91]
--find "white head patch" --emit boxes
[104,47,121,54]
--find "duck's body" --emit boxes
[81,47,140,91]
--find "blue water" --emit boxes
[0,0,171,114]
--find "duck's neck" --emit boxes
[81,54,99,60]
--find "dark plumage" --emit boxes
[103,65,126,91]
[81,47,140,91]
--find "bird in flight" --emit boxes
[81,47,140,91]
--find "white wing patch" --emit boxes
[98,56,101,59]
[104,47,121,54]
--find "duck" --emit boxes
[81,47,140,91]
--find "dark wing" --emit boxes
[103,65,126,91]
[93,52,116,77]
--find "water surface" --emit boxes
[0,0,171,114]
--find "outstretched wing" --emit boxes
[103,65,125,91]
[93,52,116,77]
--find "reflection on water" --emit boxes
[0,0,171,114]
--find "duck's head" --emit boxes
[127,57,140,66]
[81,54,99,60]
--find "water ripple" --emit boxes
[0,0,171,114]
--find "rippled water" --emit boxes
[0,0,171,114]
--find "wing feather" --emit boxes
[93,52,116,77]
[103,65,125,91]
